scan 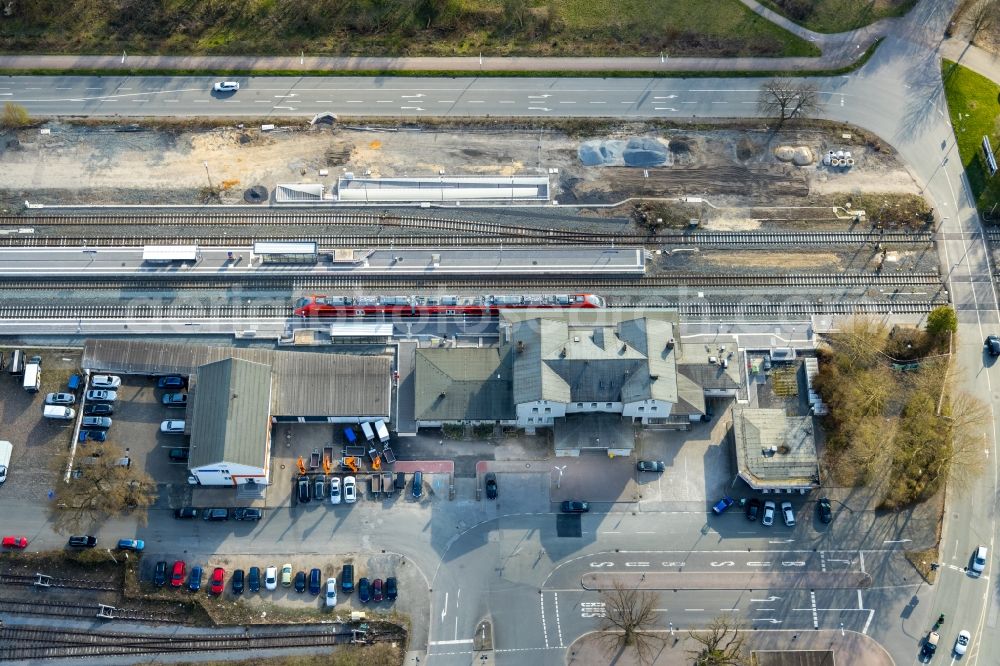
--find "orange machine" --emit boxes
[371,454,382,471]
[296,456,307,475]
[323,455,332,475]
[341,456,359,473]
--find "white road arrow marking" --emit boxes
[527,107,551,111]
[654,107,677,111]
[401,94,426,98]
[751,596,782,602]
[660,562,686,567]
[747,562,772,567]
[768,539,794,543]
[590,562,614,568]
[883,539,911,544]
[755,618,783,624]
[625,562,650,567]
[401,106,425,111]
[274,106,296,110]
[782,561,806,567]
[654,95,678,99]
[528,94,552,98]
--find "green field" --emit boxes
[941,60,1000,217]
[0,0,819,58]
[759,0,917,33]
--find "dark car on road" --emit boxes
[157,375,187,389]
[561,500,589,513]
[117,538,144,551]
[358,577,371,603]
[78,429,107,443]
[174,507,198,519]
[745,498,762,522]
[411,470,423,499]
[68,535,97,548]
[485,472,497,500]
[297,475,310,504]
[372,578,384,602]
[294,571,306,593]
[341,564,355,592]
[233,507,263,521]
[309,568,322,595]
[83,403,113,416]
[162,392,188,407]
[153,561,167,587]
[712,496,735,515]
[232,569,245,595]
[203,508,229,521]
[168,448,189,462]
[385,576,398,601]
[986,335,1000,357]
[248,566,260,593]
[817,498,833,524]
[188,566,203,592]
[81,416,112,429]
[636,460,665,473]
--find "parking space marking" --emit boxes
[554,592,564,647]
[820,552,827,572]
[810,591,819,628]
[540,592,550,648]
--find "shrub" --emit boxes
[1,102,31,129]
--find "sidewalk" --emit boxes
[940,37,1000,84]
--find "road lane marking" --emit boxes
[441,591,448,623]
[684,608,704,612]
[540,593,550,648]
[428,639,474,646]
[859,551,866,573]
[456,587,460,608]
[554,592,564,647]
[751,596,781,602]
[820,552,827,572]
[862,609,874,634]
[857,590,864,609]
[454,616,458,640]
[315,100,332,103]
[810,591,819,628]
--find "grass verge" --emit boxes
[941,60,1000,219]
[758,0,917,33]
[905,547,939,584]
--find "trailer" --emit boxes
[382,444,396,465]
[369,473,382,496]
[344,445,367,459]
[360,421,376,443]
[309,448,321,470]
[323,446,335,472]
[374,419,390,444]
[381,472,393,494]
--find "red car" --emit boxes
[372,578,384,602]
[2,536,28,549]
[170,560,186,588]
[209,567,225,595]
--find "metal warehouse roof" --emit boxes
[82,339,391,417]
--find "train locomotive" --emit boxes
[294,293,605,317]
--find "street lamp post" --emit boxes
[203,161,212,189]
[553,465,566,489]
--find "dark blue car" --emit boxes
[712,496,735,515]
[78,429,107,443]
[188,566,203,592]
[157,375,187,389]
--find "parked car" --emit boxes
[485,472,498,499]
[329,477,342,505]
[203,508,229,521]
[168,448,189,462]
[68,535,97,548]
[232,569,245,595]
[561,500,589,513]
[188,566,203,592]
[78,429,107,443]
[954,630,971,656]
[358,577,371,603]
[171,560,186,588]
[2,536,28,549]
[314,477,325,500]
[82,416,112,429]
[46,392,75,405]
[265,566,277,591]
[157,375,187,389]
[373,578,384,602]
[411,470,423,499]
[153,561,167,587]
[213,81,240,92]
[294,571,306,593]
[209,567,225,595]
[174,507,198,519]
[160,420,185,434]
[233,507,262,521]
[83,403,113,416]
[248,566,260,593]
[90,375,121,389]
[712,496,735,515]
[325,577,338,607]
[281,563,292,587]
[394,472,406,490]
[745,498,761,522]
[162,392,188,407]
[297,475,310,504]
[985,335,1000,356]
[762,501,776,527]
[972,545,988,574]
[385,576,398,601]
[781,501,795,527]
[343,476,357,503]
[817,498,833,524]
[85,389,117,403]
[636,460,665,473]
[117,538,144,551]
[341,564,355,592]
[309,568,322,595]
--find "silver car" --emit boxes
[762,501,775,527]
[160,420,186,434]
[85,389,118,402]
[46,392,76,405]
[90,375,121,389]
[781,501,795,527]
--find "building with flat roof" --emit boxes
[732,407,820,491]
[188,358,273,487]
[414,348,514,427]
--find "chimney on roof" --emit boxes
[666,337,675,349]
[650,375,658,381]
[560,347,567,358]
[439,392,446,398]
[517,340,524,353]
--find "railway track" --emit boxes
[0,623,406,659]
[0,599,183,623]
[0,272,944,291]
[0,573,118,592]
[0,298,946,320]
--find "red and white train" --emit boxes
[294,293,605,317]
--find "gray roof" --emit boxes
[415,348,513,421]
[732,408,820,490]
[189,358,273,469]
[509,315,677,405]
[81,339,390,418]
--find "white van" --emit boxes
[360,421,375,443]
[43,405,75,420]
[374,419,390,444]
[0,440,12,485]
[23,362,40,392]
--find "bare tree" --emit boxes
[939,391,989,485]
[757,78,819,125]
[967,0,997,40]
[597,579,664,665]
[688,614,756,666]
[50,445,158,532]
